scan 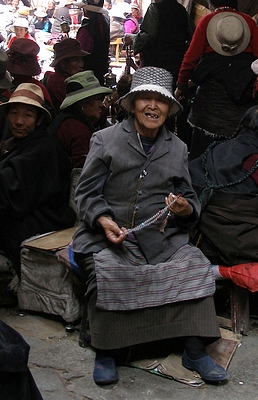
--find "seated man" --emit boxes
[189,105,258,273]
[0,83,76,278]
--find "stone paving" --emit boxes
[1,305,258,400]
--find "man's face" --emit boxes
[7,103,43,138]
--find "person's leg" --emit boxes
[183,336,228,383]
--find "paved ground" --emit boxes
[1,304,258,400]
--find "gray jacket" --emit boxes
[72,117,200,264]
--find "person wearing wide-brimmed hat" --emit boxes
[72,66,228,386]
[0,82,76,279]
[42,38,89,110]
[32,7,52,32]
[175,0,258,160]
[76,0,110,85]
[51,0,73,34]
[7,17,35,48]
[47,70,112,168]
[7,38,53,113]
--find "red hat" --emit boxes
[7,38,41,76]
[50,38,89,67]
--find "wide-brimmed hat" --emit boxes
[17,6,31,16]
[10,17,29,32]
[75,0,106,14]
[50,38,89,67]
[0,83,52,122]
[206,12,250,56]
[35,8,48,18]
[7,38,41,76]
[60,70,112,110]
[120,67,182,117]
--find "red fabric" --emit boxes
[177,10,258,87]
[8,33,35,49]
[243,153,258,186]
[43,70,69,109]
[219,263,258,292]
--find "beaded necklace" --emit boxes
[125,194,181,235]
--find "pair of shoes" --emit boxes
[93,355,119,385]
[182,350,228,383]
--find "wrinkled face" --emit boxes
[14,26,27,38]
[7,103,44,138]
[132,92,171,137]
[80,94,104,120]
[60,56,84,75]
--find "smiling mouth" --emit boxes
[145,112,159,119]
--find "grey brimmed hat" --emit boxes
[119,67,182,116]
[60,70,112,110]
[206,12,250,56]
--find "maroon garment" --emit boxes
[43,70,69,110]
[243,153,258,186]
[57,117,93,168]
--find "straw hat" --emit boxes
[120,67,182,117]
[17,6,31,16]
[60,70,112,110]
[0,83,52,122]
[50,38,89,67]
[206,12,250,56]
[7,38,41,76]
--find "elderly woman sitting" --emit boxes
[72,66,228,385]
[0,83,76,279]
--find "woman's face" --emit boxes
[132,92,171,137]
[14,27,27,38]
[60,56,84,75]
[7,103,43,138]
[80,94,104,120]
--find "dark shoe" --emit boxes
[93,355,119,385]
[182,350,228,383]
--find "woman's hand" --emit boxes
[97,216,126,244]
[165,193,192,217]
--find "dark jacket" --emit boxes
[0,128,76,275]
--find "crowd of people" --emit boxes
[1,0,258,392]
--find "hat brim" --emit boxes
[206,12,251,56]
[120,84,182,117]
[0,71,12,89]
[0,96,52,123]
[50,48,90,67]
[75,3,106,13]
[60,86,112,110]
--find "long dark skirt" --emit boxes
[78,254,220,350]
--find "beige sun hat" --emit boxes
[60,70,112,110]
[120,66,182,117]
[206,12,251,56]
[0,83,52,122]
